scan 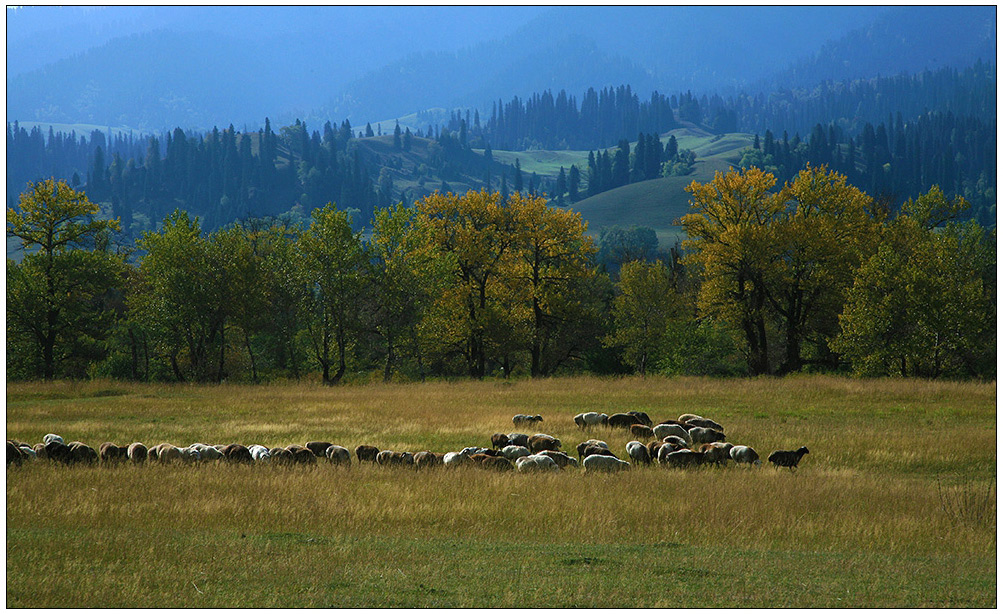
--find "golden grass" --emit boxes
[6,375,997,607]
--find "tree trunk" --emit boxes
[244,329,258,383]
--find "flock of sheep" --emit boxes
[6,410,809,474]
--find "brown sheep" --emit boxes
[688,427,726,445]
[68,442,98,464]
[686,417,725,432]
[581,444,617,460]
[536,450,578,469]
[290,447,316,464]
[657,419,690,428]
[480,456,513,472]
[659,447,704,468]
[468,453,491,464]
[305,441,333,457]
[33,442,48,459]
[646,440,664,460]
[627,411,653,427]
[607,413,638,429]
[629,424,655,441]
[127,442,148,464]
[491,433,510,449]
[699,442,734,465]
[219,444,252,464]
[355,445,380,463]
[414,451,443,470]
[99,442,128,463]
[157,444,183,464]
[527,434,561,453]
[389,451,416,468]
[269,447,295,465]
[7,441,23,466]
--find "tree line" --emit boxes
[7,169,995,383]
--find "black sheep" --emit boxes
[768,446,810,470]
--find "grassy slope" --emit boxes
[6,376,996,608]
[566,129,753,246]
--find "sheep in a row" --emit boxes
[573,412,609,429]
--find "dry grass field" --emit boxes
[6,376,996,607]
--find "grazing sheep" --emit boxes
[677,413,704,424]
[581,445,617,461]
[576,412,609,429]
[99,442,127,463]
[33,442,48,459]
[269,447,295,465]
[625,440,651,465]
[699,442,734,465]
[156,444,183,464]
[502,445,531,460]
[355,445,379,463]
[389,451,415,468]
[607,413,638,429]
[627,411,653,427]
[68,442,98,464]
[512,414,544,427]
[659,448,704,468]
[413,451,442,470]
[491,433,511,449]
[583,454,631,473]
[536,450,578,469]
[527,434,561,453]
[178,446,202,463]
[7,441,23,466]
[192,443,223,461]
[461,446,489,456]
[629,424,655,441]
[685,417,725,432]
[127,442,148,464]
[223,444,253,464]
[646,440,665,460]
[305,441,333,457]
[481,456,513,472]
[575,439,608,460]
[516,454,559,473]
[248,444,272,462]
[689,427,726,444]
[43,433,64,446]
[442,451,474,467]
[656,419,690,428]
[147,444,160,462]
[768,446,810,470]
[653,423,690,442]
[326,445,351,466]
[290,447,317,464]
[730,445,761,466]
[506,433,530,448]
[45,440,75,464]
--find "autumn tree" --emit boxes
[681,167,782,375]
[416,190,518,377]
[508,193,606,376]
[7,179,123,379]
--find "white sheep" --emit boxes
[583,454,630,473]
[625,441,650,465]
[248,444,271,462]
[502,445,531,460]
[43,433,64,445]
[178,446,202,463]
[730,445,761,465]
[516,454,559,472]
[653,423,690,442]
[576,412,608,428]
[325,445,351,465]
[661,435,689,449]
[192,443,223,461]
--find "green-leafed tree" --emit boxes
[297,203,368,385]
[834,189,995,378]
[370,202,453,381]
[7,179,124,379]
[604,260,681,376]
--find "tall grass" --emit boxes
[6,375,996,607]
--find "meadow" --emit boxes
[6,375,996,607]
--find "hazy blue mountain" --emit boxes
[6,5,994,133]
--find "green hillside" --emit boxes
[567,129,754,247]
